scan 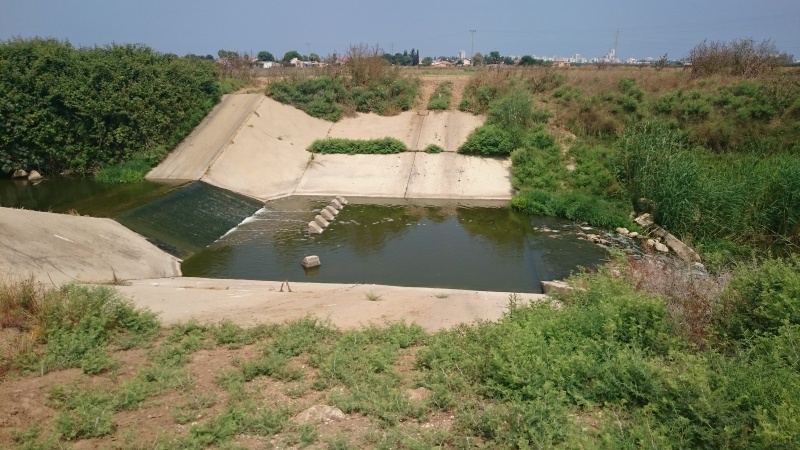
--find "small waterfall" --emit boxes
[115,182,263,258]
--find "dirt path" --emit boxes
[417,74,470,111]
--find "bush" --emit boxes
[266,71,418,121]
[510,127,563,190]
[511,189,632,228]
[0,38,220,177]
[458,124,517,156]
[688,38,793,78]
[714,256,800,342]
[308,137,407,155]
[2,279,160,375]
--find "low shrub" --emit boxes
[1,278,159,376]
[713,255,800,343]
[94,156,154,183]
[423,144,443,153]
[510,127,563,190]
[511,189,632,229]
[458,124,516,156]
[267,70,418,121]
[308,137,407,155]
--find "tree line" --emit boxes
[0,38,221,176]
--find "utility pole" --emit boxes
[470,29,477,60]
[306,42,311,61]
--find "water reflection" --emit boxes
[182,196,608,293]
[0,177,185,217]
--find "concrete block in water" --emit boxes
[314,215,329,228]
[308,221,323,234]
[302,255,321,268]
[541,280,577,296]
[331,199,343,209]
[324,205,339,216]
[336,195,348,205]
[12,169,28,179]
[320,209,335,221]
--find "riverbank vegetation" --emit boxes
[0,38,226,182]
[3,255,799,448]
[266,44,419,121]
[456,39,799,262]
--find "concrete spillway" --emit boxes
[147,95,512,202]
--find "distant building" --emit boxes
[459,50,466,60]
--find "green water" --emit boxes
[1,179,263,258]
[181,196,609,293]
[0,177,186,217]
[1,179,609,292]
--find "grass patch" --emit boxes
[2,278,159,376]
[5,261,800,448]
[94,147,167,183]
[365,291,381,301]
[308,137,407,155]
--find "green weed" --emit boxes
[423,144,444,153]
[308,137,407,155]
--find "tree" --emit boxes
[411,48,420,66]
[421,56,433,66]
[502,56,515,65]
[472,53,484,66]
[486,51,501,65]
[217,49,239,60]
[257,51,274,62]
[519,55,545,66]
[308,52,321,62]
[281,50,302,63]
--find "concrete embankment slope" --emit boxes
[147,94,265,181]
[0,208,181,285]
[150,95,512,201]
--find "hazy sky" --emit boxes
[2,0,798,61]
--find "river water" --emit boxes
[1,179,608,293]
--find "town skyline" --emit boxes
[3,0,798,64]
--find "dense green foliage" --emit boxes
[266,74,419,121]
[618,121,800,244]
[458,63,800,247]
[418,263,800,448]
[0,38,220,178]
[426,81,452,110]
[457,124,517,156]
[307,137,407,154]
